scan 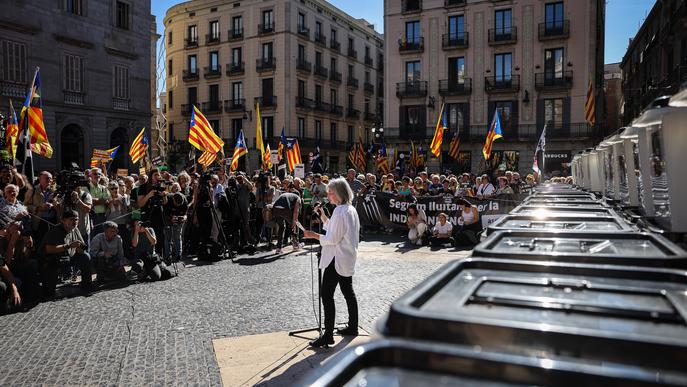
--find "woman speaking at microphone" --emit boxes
[303,178,360,348]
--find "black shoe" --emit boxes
[336,326,359,336]
[309,334,334,348]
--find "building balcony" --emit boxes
[444,0,466,7]
[0,80,27,98]
[347,47,357,59]
[314,33,326,46]
[488,27,517,45]
[365,56,374,67]
[204,65,222,79]
[297,24,310,39]
[402,0,422,14]
[347,77,359,89]
[377,84,384,97]
[226,62,245,76]
[205,33,220,45]
[314,100,331,113]
[364,111,376,122]
[438,78,472,96]
[330,104,343,117]
[296,96,315,110]
[228,28,243,41]
[396,81,427,98]
[364,82,375,94]
[258,22,275,35]
[181,104,193,117]
[182,69,199,82]
[516,123,594,140]
[346,108,360,119]
[314,65,329,78]
[255,96,277,108]
[330,40,341,52]
[329,71,342,84]
[398,37,424,53]
[184,38,198,49]
[256,57,276,72]
[296,59,312,73]
[201,101,222,114]
[484,75,520,93]
[224,98,245,112]
[538,20,570,40]
[64,90,85,105]
[442,32,469,49]
[113,98,130,111]
[535,71,573,90]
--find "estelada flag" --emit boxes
[230,130,248,172]
[285,138,302,172]
[6,100,19,159]
[19,68,52,158]
[482,109,503,160]
[429,102,447,157]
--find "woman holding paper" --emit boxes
[303,178,361,348]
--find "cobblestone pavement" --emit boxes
[0,235,468,386]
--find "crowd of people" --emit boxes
[0,158,559,314]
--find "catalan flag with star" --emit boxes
[429,102,447,157]
[129,128,148,164]
[189,105,224,153]
[230,130,248,172]
[19,68,53,158]
[285,138,302,172]
[6,100,19,159]
[482,109,503,160]
[376,139,389,174]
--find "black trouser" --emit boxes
[273,208,296,250]
[430,237,454,246]
[40,252,92,297]
[131,254,171,281]
[9,258,41,304]
[321,259,358,337]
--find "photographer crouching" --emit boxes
[130,220,172,281]
[270,191,302,254]
[303,178,360,347]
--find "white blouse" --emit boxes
[319,204,360,277]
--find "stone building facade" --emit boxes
[164,0,384,172]
[620,0,687,125]
[0,0,153,173]
[384,0,604,177]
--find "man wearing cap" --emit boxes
[40,210,93,296]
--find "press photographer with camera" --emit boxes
[164,192,188,261]
[303,178,361,347]
[131,220,172,281]
[270,191,302,254]
[137,169,168,257]
[40,210,92,296]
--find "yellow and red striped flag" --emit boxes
[129,128,148,163]
[448,135,460,160]
[189,105,224,153]
[263,143,272,170]
[585,80,596,126]
[429,102,447,157]
[6,100,19,159]
[31,142,53,158]
[230,130,248,172]
[376,140,389,174]
[19,69,51,153]
[198,150,217,167]
[90,158,99,168]
[483,109,503,160]
[285,138,302,172]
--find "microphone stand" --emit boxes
[289,207,324,338]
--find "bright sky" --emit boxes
[151,0,654,66]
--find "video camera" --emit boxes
[56,163,90,195]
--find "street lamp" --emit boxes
[371,124,384,139]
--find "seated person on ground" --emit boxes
[90,221,127,282]
[406,204,427,246]
[430,213,454,246]
[455,199,481,246]
[40,210,92,297]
